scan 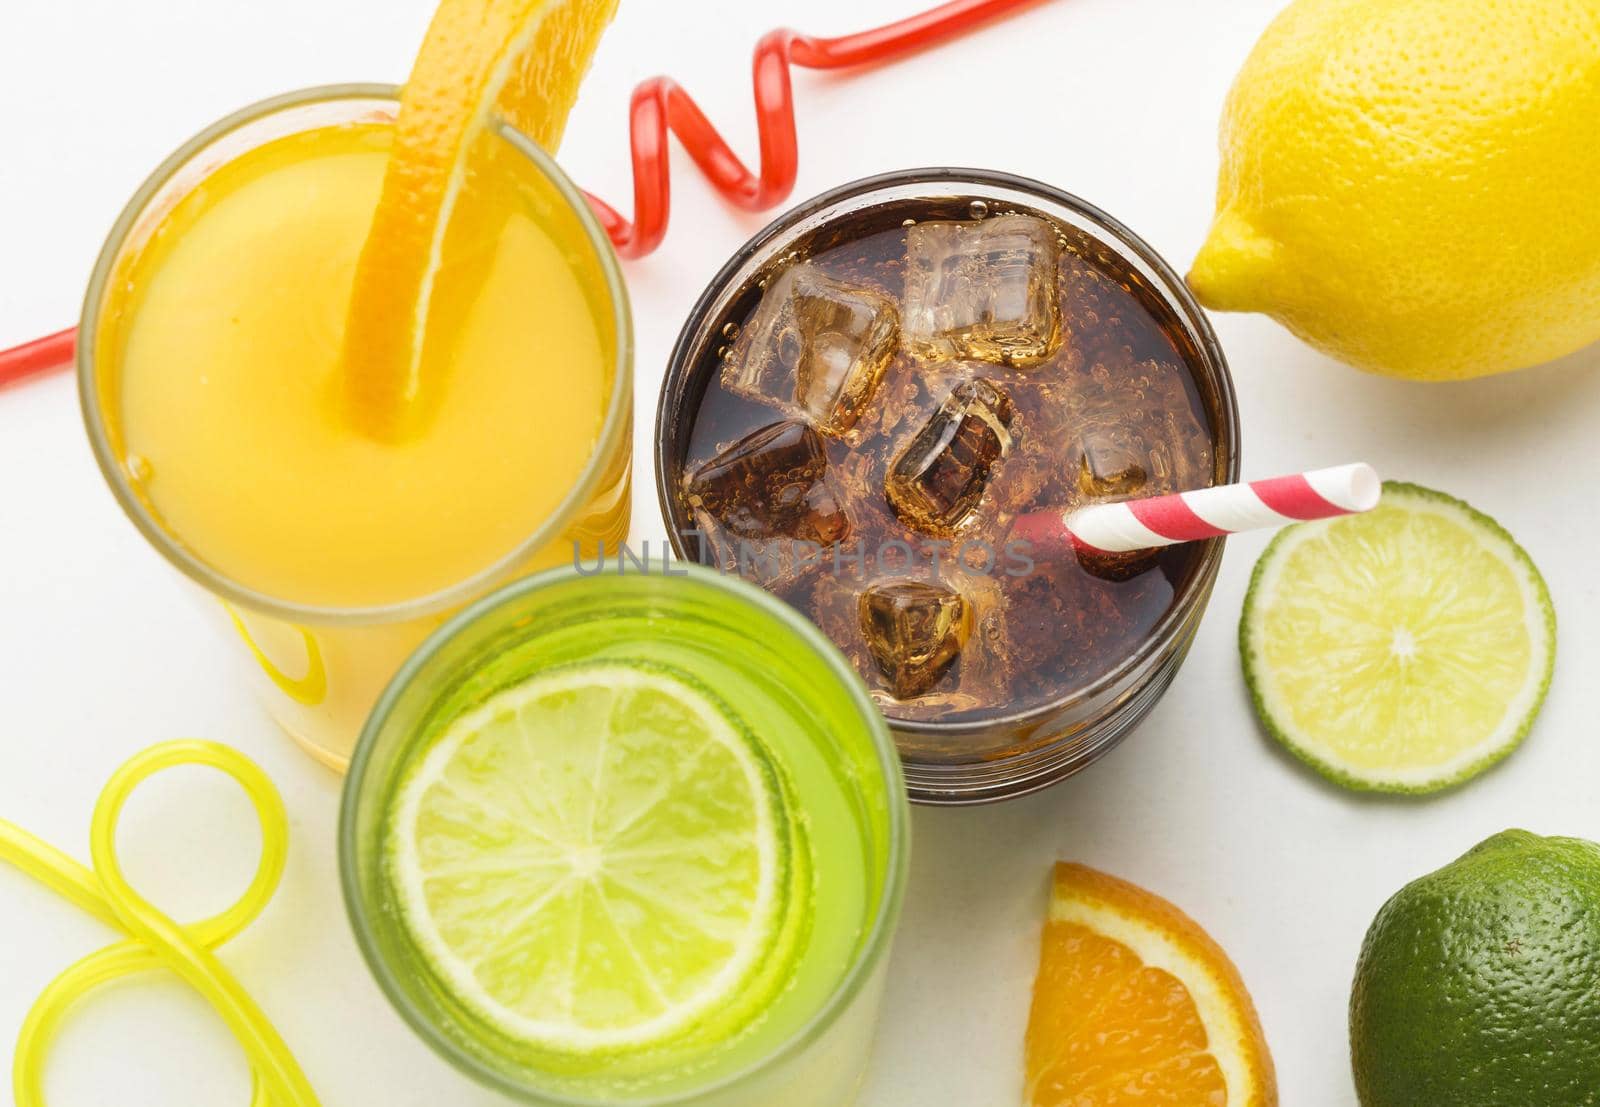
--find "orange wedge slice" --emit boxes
[1026,864,1278,1107]
[341,0,620,438]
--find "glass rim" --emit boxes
[653,166,1241,738]
[76,83,635,627]
[338,562,912,1106]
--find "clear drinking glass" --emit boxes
[655,169,1240,804]
[77,85,633,770]
[340,565,910,1106]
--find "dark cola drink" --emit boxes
[676,195,1218,725]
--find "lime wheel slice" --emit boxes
[387,660,798,1053]
[1241,481,1555,794]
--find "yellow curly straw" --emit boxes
[0,740,319,1106]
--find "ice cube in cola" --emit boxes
[885,378,1017,536]
[903,214,1063,368]
[722,263,898,437]
[1073,359,1214,501]
[859,580,971,700]
[809,566,1010,716]
[683,421,850,585]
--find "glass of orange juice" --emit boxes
[78,84,633,769]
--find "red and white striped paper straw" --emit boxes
[1013,463,1381,555]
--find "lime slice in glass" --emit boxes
[1241,481,1555,794]
[386,660,798,1054]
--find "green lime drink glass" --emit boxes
[341,565,909,1106]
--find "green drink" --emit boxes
[341,565,909,1106]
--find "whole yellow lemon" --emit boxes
[1188,0,1600,380]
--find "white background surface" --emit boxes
[2,1,1596,1104]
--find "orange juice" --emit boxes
[82,88,631,766]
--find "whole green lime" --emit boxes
[1350,830,1600,1105]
